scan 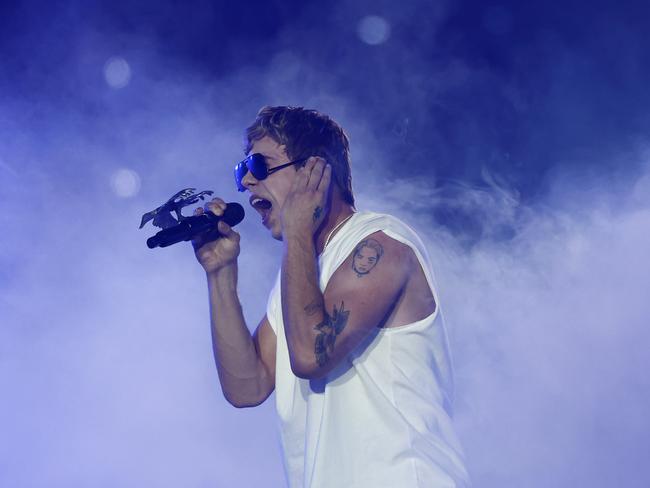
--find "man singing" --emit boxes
[192,106,470,487]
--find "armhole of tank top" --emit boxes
[377,228,442,334]
[266,312,278,335]
[266,301,278,335]
[265,271,281,335]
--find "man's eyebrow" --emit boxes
[251,152,275,161]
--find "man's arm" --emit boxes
[281,230,412,379]
[191,192,279,409]
[206,264,276,407]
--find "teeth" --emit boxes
[251,197,272,210]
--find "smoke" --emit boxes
[360,162,650,486]
[1,1,649,487]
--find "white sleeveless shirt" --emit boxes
[266,211,470,488]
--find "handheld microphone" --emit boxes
[146,202,245,249]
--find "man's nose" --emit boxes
[241,169,258,190]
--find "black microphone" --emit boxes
[146,202,245,249]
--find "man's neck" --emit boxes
[314,196,356,255]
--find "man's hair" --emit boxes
[244,106,355,206]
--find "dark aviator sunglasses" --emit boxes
[234,153,309,192]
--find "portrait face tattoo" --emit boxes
[351,238,384,277]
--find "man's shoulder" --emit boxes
[351,210,425,247]
[334,211,423,277]
[348,209,406,231]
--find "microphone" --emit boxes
[146,202,245,249]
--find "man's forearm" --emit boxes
[207,264,270,407]
[281,234,327,376]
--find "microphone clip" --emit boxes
[140,188,245,249]
[139,187,214,230]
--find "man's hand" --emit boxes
[279,156,332,238]
[193,197,241,274]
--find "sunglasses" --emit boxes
[234,153,309,192]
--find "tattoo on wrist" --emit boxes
[314,301,350,367]
[313,206,323,222]
[351,238,384,277]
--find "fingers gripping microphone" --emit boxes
[146,202,245,249]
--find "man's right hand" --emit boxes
[192,197,241,274]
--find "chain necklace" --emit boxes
[323,212,355,249]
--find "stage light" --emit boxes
[103,56,131,89]
[110,168,141,198]
[357,15,391,46]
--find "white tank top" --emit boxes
[266,211,471,488]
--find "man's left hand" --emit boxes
[280,156,332,239]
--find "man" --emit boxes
[193,106,470,487]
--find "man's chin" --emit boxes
[261,216,282,240]
[270,224,283,241]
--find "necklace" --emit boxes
[324,212,355,249]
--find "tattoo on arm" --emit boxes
[351,238,384,277]
[313,206,323,222]
[314,301,350,367]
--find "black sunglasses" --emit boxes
[234,153,309,192]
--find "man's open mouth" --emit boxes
[249,195,273,220]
